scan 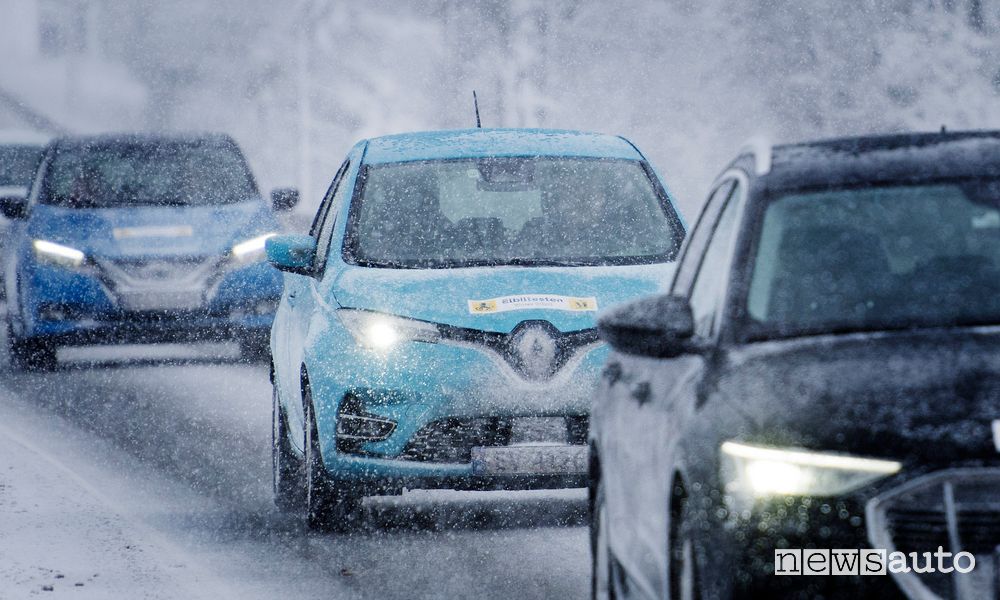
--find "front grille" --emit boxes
[867,468,1000,600]
[398,415,589,464]
[401,417,513,463]
[888,508,1000,555]
[441,320,600,382]
[98,256,219,290]
[94,256,222,311]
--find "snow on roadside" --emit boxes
[0,420,213,599]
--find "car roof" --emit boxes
[50,132,240,151]
[753,130,1000,192]
[361,128,643,164]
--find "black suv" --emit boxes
[589,131,1000,600]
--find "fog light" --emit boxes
[338,414,396,440]
[39,307,67,321]
[252,300,277,315]
[336,393,396,453]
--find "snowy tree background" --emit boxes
[3,0,1000,216]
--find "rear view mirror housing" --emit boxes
[0,192,28,220]
[266,234,316,275]
[271,187,299,212]
[598,294,697,358]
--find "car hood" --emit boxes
[723,327,1000,465]
[26,200,278,259]
[331,262,676,333]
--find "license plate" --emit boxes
[471,445,587,476]
[118,291,204,311]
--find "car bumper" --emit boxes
[306,320,608,490]
[724,466,1000,599]
[17,260,281,343]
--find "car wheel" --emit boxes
[590,476,617,600]
[302,378,362,531]
[272,385,304,511]
[669,484,701,600]
[7,323,57,372]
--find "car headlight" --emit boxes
[337,309,441,351]
[33,239,85,268]
[231,233,277,264]
[721,441,901,498]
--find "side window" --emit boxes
[671,180,736,293]
[688,182,744,338]
[309,160,349,237]
[312,160,351,273]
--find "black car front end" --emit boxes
[692,328,1000,599]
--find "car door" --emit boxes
[275,159,351,446]
[601,176,746,599]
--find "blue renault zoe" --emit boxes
[266,128,686,528]
[1,133,296,369]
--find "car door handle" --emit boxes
[630,381,651,405]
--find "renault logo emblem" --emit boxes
[511,325,558,380]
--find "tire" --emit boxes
[590,475,617,600]
[272,385,304,511]
[669,482,701,600]
[7,323,57,372]
[302,377,362,531]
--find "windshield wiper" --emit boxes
[501,257,592,267]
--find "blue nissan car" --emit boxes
[266,128,686,529]
[1,133,296,370]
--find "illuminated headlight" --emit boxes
[721,441,901,498]
[33,239,85,268]
[337,309,441,351]
[231,233,277,264]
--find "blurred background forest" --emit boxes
[1,0,999,216]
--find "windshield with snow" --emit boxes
[39,142,258,208]
[747,180,1000,338]
[0,146,43,187]
[344,157,683,268]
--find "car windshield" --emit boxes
[746,180,1000,338]
[39,141,257,208]
[0,145,43,187]
[344,157,682,268]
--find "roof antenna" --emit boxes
[473,91,482,128]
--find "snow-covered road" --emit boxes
[0,343,589,599]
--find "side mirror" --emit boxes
[598,294,696,358]
[266,234,316,274]
[271,187,299,212]
[0,193,28,219]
